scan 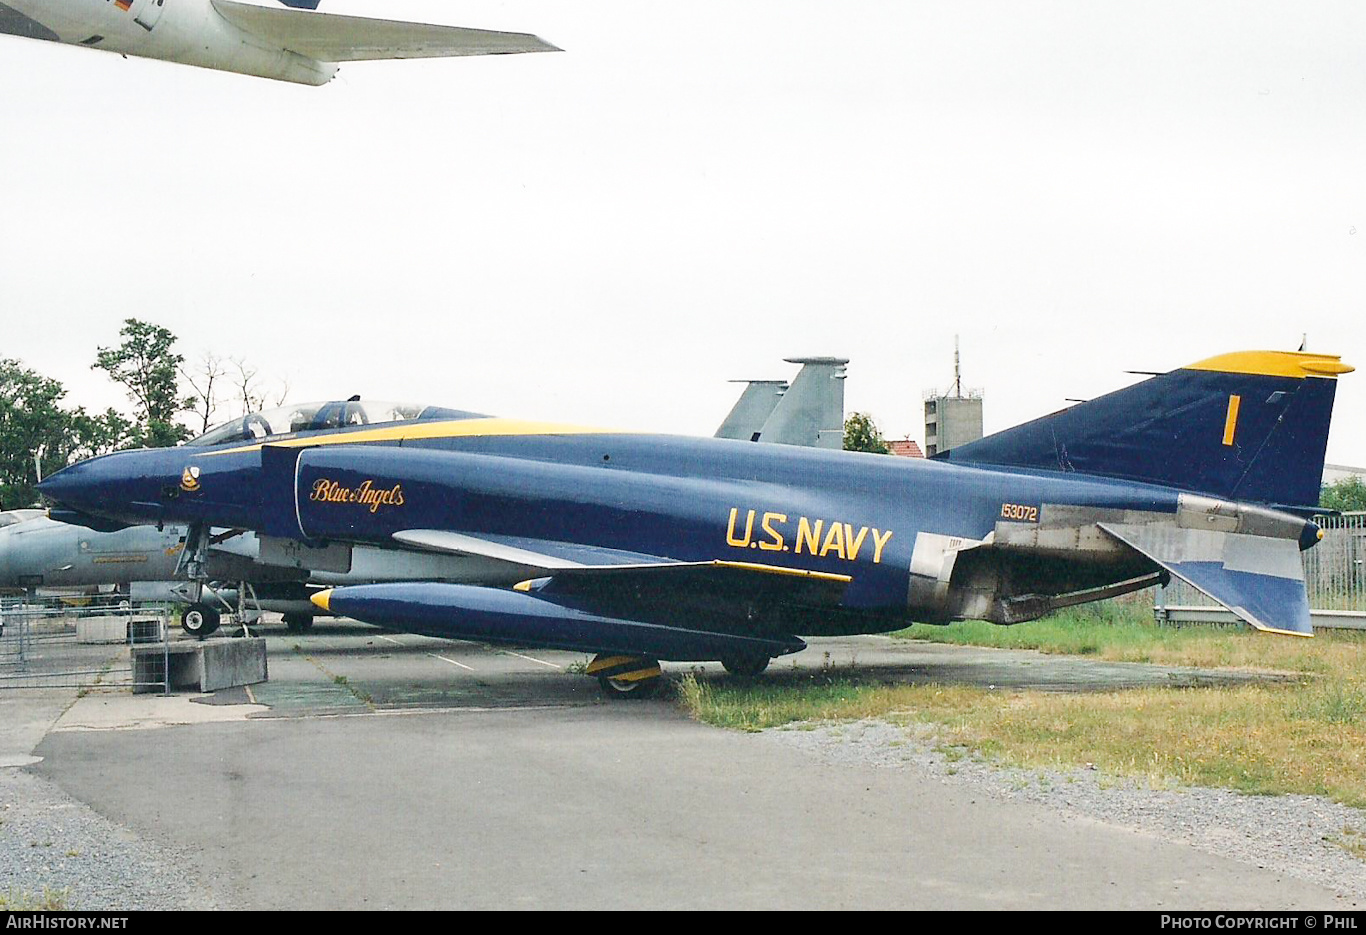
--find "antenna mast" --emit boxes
[953,335,961,397]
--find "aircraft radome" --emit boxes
[40,350,1351,697]
[0,0,558,85]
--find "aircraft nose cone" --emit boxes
[38,448,183,528]
[37,460,92,505]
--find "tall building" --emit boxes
[923,338,984,456]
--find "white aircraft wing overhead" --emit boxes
[211,0,561,62]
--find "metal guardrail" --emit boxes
[1155,604,1366,631]
[0,598,170,693]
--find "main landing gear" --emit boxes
[283,613,314,634]
[720,652,770,678]
[587,654,663,699]
[585,651,776,698]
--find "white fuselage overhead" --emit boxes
[5,0,337,84]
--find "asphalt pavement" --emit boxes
[3,621,1345,910]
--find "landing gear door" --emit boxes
[130,0,166,32]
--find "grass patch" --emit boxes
[680,602,1366,807]
[0,887,70,910]
[1326,825,1366,860]
[897,601,1365,676]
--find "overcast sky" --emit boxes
[2,1,1362,464]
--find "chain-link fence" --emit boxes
[0,597,170,693]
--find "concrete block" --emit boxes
[76,615,127,644]
[132,637,268,693]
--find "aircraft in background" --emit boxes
[13,363,846,635]
[716,357,847,448]
[0,0,557,85]
[40,350,1350,696]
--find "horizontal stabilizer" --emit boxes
[1099,523,1312,636]
[211,0,560,62]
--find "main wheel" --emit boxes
[720,652,770,677]
[283,613,314,633]
[180,603,221,639]
[597,675,661,699]
[586,654,663,700]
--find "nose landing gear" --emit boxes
[180,603,221,638]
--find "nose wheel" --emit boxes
[180,603,221,639]
[587,654,663,699]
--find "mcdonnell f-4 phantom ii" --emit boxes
[39,350,1351,696]
[0,0,557,85]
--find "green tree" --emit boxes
[0,359,131,508]
[843,412,890,454]
[1320,475,1366,512]
[92,319,191,447]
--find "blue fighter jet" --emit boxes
[39,350,1350,696]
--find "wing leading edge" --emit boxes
[211,0,561,62]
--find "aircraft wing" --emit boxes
[391,529,668,570]
[1098,523,1312,636]
[392,527,851,607]
[211,0,560,62]
[312,528,852,658]
[533,560,851,609]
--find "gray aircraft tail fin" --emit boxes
[758,357,848,448]
[715,380,787,442]
[714,358,849,448]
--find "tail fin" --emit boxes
[715,380,787,442]
[935,351,1351,509]
[758,357,848,449]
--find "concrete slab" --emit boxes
[31,706,1350,911]
[53,692,267,732]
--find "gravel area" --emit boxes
[760,718,1366,905]
[0,767,216,911]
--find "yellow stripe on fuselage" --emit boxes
[712,560,852,583]
[1185,350,1354,379]
[202,418,629,456]
[1221,394,1241,446]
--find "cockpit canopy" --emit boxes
[186,399,485,447]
